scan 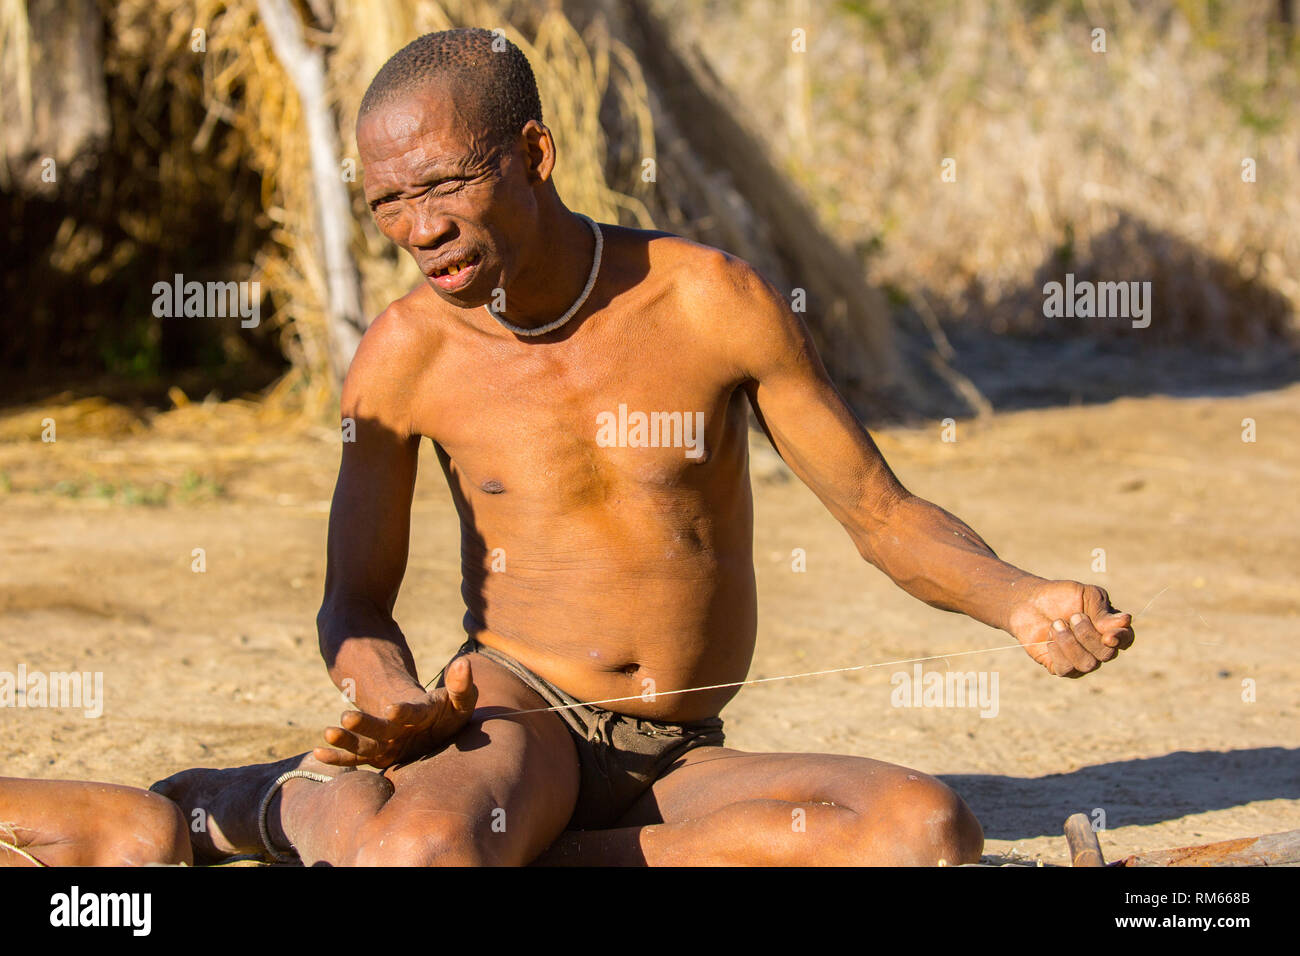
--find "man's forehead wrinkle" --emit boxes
[361,85,456,140]
[357,77,503,197]
[361,134,434,169]
[360,119,464,186]
[366,88,488,151]
[361,139,495,200]
[360,139,439,191]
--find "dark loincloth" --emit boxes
[434,636,725,830]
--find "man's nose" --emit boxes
[407,197,453,249]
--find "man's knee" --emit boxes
[879,778,983,866]
[97,791,193,866]
[351,814,508,867]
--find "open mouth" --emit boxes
[429,252,481,293]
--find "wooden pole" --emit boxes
[0,0,110,195]
[257,0,365,383]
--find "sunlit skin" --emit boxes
[0,778,192,867]
[152,74,1134,866]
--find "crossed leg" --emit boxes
[152,652,580,866]
[535,747,984,866]
[154,651,981,867]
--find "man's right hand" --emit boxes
[313,657,479,769]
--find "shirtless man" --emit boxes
[154,28,1135,866]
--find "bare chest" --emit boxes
[414,332,747,507]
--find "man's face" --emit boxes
[358,78,539,307]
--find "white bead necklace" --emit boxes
[485,214,603,337]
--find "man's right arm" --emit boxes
[316,392,422,715]
[314,310,476,767]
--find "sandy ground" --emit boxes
[1,383,1297,865]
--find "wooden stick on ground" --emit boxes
[1064,813,1107,867]
[1122,828,1300,867]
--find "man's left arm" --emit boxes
[715,257,1134,677]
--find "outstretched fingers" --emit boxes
[314,727,393,768]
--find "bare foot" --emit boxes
[150,753,349,864]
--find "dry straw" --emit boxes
[5,0,656,421]
[6,0,1293,433]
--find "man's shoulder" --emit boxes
[369,281,444,345]
[340,285,443,431]
[355,284,446,373]
[604,225,779,315]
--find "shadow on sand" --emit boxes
[940,746,1300,842]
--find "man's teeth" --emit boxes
[436,255,477,278]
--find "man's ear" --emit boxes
[520,119,556,184]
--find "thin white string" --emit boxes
[1133,586,1170,619]
[501,640,1058,717]
[452,584,1169,720]
[0,836,45,867]
[1129,585,1216,643]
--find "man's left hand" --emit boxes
[1007,580,1135,677]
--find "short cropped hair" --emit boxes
[359,28,544,150]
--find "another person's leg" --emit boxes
[535,748,983,866]
[0,777,191,867]
[153,651,580,865]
